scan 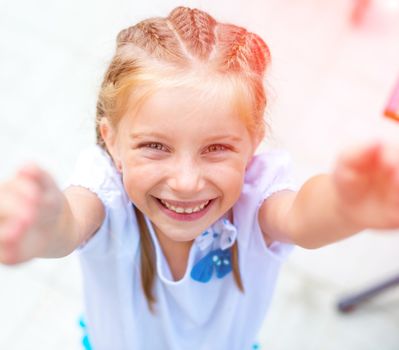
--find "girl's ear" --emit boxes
[100,118,123,173]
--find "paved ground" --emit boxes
[1,0,399,349]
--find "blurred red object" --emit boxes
[351,0,399,26]
[384,78,399,122]
[351,0,371,24]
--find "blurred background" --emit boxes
[1,0,399,349]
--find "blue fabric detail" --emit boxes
[190,250,215,282]
[82,335,92,350]
[79,317,86,328]
[191,248,232,283]
[194,217,237,251]
[78,316,92,350]
[215,249,232,279]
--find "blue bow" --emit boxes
[194,219,237,251]
[190,248,232,283]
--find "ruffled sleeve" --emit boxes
[236,149,298,261]
[65,146,122,205]
[244,150,297,201]
[64,145,135,255]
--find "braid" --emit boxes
[219,24,248,72]
[116,18,186,63]
[168,6,216,60]
[246,33,270,74]
[215,23,270,76]
[113,8,270,75]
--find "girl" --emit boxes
[1,6,399,350]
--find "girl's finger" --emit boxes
[10,177,41,205]
[334,165,370,203]
[387,168,399,204]
[1,205,33,240]
[0,190,35,243]
[0,188,21,219]
[339,141,382,171]
[378,143,399,174]
[16,163,54,192]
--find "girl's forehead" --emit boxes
[128,82,250,124]
[121,86,250,139]
[142,87,235,114]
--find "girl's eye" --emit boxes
[143,142,168,151]
[205,144,228,153]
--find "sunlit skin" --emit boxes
[101,87,257,269]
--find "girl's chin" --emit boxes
[152,222,206,242]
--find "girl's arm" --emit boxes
[259,141,399,249]
[0,164,105,264]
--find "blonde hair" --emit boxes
[95,6,271,311]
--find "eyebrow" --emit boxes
[129,132,169,140]
[203,134,243,144]
[130,132,243,144]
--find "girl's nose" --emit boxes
[167,157,204,195]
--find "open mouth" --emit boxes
[152,197,215,221]
[155,198,213,214]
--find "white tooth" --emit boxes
[161,199,210,214]
[199,201,208,209]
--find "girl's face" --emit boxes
[104,86,257,243]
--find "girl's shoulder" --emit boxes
[244,149,296,195]
[66,145,126,206]
[234,149,296,259]
[67,145,137,255]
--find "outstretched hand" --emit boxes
[333,141,399,230]
[0,164,64,265]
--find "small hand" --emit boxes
[0,164,64,265]
[333,141,399,230]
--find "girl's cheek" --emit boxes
[208,161,246,180]
[123,165,160,189]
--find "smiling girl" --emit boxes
[1,6,399,350]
